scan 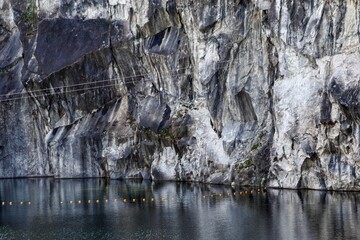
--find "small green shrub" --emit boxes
[251,143,260,151]
[23,0,38,33]
[236,159,252,170]
[243,159,252,168]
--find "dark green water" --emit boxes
[0,178,359,240]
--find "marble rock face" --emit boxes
[1,0,360,190]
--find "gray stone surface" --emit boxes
[1,0,360,190]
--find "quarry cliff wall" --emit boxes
[1,0,360,190]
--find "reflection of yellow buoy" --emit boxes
[123,199,127,203]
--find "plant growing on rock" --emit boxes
[22,0,38,34]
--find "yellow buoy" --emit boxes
[88,200,91,204]
[78,200,81,204]
[245,191,248,194]
[203,196,206,198]
[9,202,12,206]
[142,198,146,202]
[240,192,243,195]
[123,199,127,203]
[162,198,165,201]
[28,202,31,205]
[233,192,236,196]
[171,198,174,201]
[2,202,5,206]
[96,200,100,203]
[132,198,136,202]
[105,199,109,203]
[69,201,73,204]
[20,202,24,205]
[60,201,63,204]
[219,194,222,197]
[114,199,117,202]
[151,198,154,202]
[211,194,214,197]
[258,188,260,192]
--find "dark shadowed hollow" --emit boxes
[0,178,359,240]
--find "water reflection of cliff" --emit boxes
[267,190,360,240]
[0,179,360,240]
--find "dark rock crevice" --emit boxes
[235,90,258,122]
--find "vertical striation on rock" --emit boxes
[1,0,360,190]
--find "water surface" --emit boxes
[0,178,359,239]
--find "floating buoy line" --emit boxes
[0,188,267,207]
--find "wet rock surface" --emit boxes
[1,0,360,190]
